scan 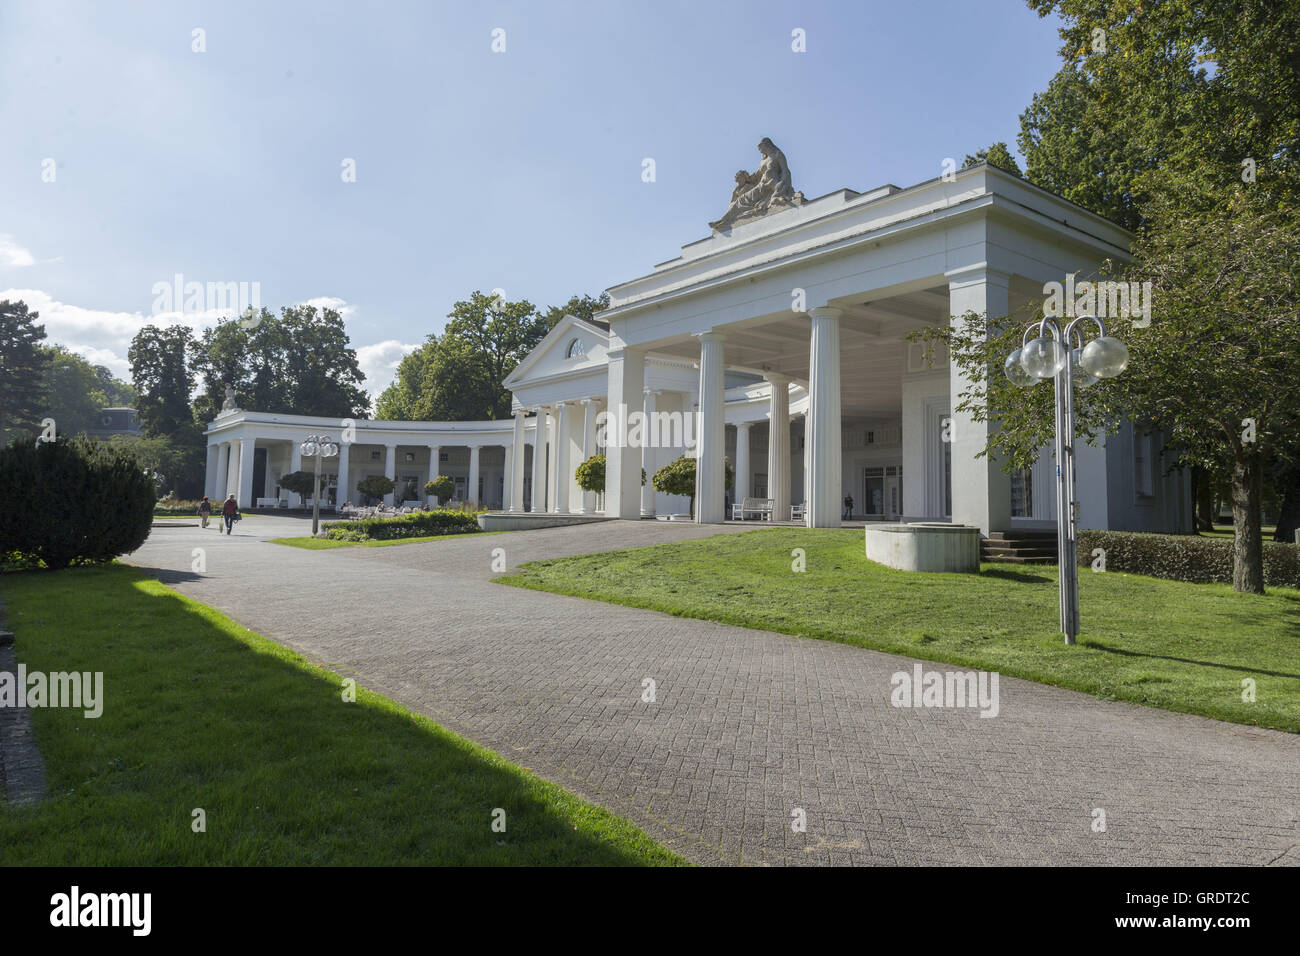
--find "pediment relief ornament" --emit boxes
[709,138,805,232]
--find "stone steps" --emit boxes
[982,530,1059,564]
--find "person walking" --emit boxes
[198,495,212,529]
[221,494,238,535]
[843,494,854,521]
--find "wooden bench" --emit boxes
[731,497,775,521]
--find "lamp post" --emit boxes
[299,434,339,536]
[1004,315,1129,644]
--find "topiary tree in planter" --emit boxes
[652,454,733,518]
[425,474,455,507]
[279,470,319,506]
[0,437,155,570]
[357,474,395,504]
[574,454,644,494]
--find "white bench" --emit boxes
[791,502,806,521]
[731,497,775,521]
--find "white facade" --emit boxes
[203,163,1189,534]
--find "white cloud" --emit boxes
[356,339,419,399]
[0,235,36,268]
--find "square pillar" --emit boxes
[383,443,396,506]
[205,444,220,499]
[695,332,727,524]
[510,411,526,512]
[468,445,481,507]
[225,441,241,503]
[427,444,441,504]
[946,267,1013,533]
[640,389,659,517]
[237,438,256,509]
[765,375,790,522]
[337,443,351,507]
[288,442,302,506]
[604,348,646,519]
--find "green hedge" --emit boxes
[0,438,155,570]
[1078,529,1300,589]
[154,499,205,515]
[321,509,481,542]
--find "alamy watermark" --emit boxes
[1043,276,1152,328]
[597,403,697,450]
[151,273,261,318]
[890,662,999,717]
[0,666,103,718]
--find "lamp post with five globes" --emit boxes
[1004,316,1129,644]
[299,434,339,536]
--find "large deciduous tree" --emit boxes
[129,325,196,437]
[189,304,370,422]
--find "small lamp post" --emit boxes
[1005,316,1128,644]
[299,434,339,536]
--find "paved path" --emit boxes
[126,516,1300,866]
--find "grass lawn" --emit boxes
[497,528,1300,733]
[0,565,684,865]
[271,531,492,550]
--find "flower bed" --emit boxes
[321,508,481,542]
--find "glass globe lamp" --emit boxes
[1079,336,1129,378]
[1004,349,1038,388]
[1020,336,1068,379]
[1070,348,1099,390]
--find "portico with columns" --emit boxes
[204,410,532,512]
[204,153,1190,538]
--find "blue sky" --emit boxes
[0,0,1065,397]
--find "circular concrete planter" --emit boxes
[864,522,981,573]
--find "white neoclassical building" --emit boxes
[205,149,1189,535]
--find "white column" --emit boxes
[695,331,727,524]
[580,399,597,514]
[287,442,302,506]
[237,438,256,509]
[531,407,549,512]
[509,411,526,512]
[807,306,843,528]
[802,413,811,517]
[468,445,481,506]
[205,444,220,499]
[214,443,229,499]
[735,422,752,504]
[640,388,659,517]
[427,443,441,505]
[551,403,570,513]
[766,375,790,522]
[225,441,241,502]
[605,348,645,519]
[383,443,396,506]
[946,266,1013,533]
[337,443,351,506]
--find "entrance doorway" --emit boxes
[864,465,903,520]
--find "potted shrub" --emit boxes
[425,474,456,507]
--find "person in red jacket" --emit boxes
[221,494,238,535]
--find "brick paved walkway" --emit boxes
[126,516,1300,866]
